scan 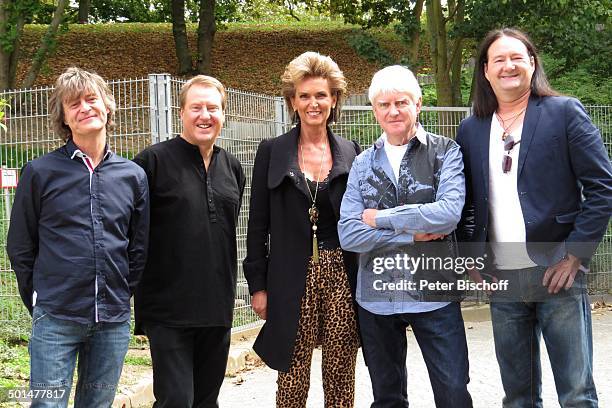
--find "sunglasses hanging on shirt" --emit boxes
[502,135,521,173]
[496,109,525,173]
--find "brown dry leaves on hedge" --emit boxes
[16,24,413,96]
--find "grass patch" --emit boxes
[0,338,29,388]
[124,354,152,367]
[232,307,260,328]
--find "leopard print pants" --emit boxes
[276,248,360,408]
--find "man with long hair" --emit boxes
[457,28,612,406]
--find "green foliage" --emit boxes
[540,53,611,106]
[82,0,167,23]
[236,0,321,22]
[461,67,474,106]
[0,338,29,389]
[0,288,30,341]
[460,0,610,70]
[232,307,260,328]
[124,354,152,366]
[346,29,395,67]
[0,98,8,132]
[64,0,240,24]
[0,1,38,53]
[0,146,46,169]
[551,70,611,106]
[421,84,437,106]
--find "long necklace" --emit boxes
[496,108,525,141]
[299,139,326,264]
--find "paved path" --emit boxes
[218,308,612,407]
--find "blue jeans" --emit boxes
[490,284,598,407]
[28,306,131,408]
[358,302,472,408]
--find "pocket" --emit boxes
[32,307,48,326]
[555,210,580,224]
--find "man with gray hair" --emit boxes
[339,65,472,407]
[7,67,149,406]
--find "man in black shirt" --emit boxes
[134,75,245,407]
[8,67,149,407]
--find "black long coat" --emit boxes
[243,125,360,372]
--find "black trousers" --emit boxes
[144,324,231,408]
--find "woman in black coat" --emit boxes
[243,51,360,407]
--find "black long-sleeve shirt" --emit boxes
[133,136,245,332]
[7,139,150,324]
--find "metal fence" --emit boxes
[0,75,610,339]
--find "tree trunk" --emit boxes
[196,0,215,75]
[408,0,424,64]
[171,0,193,75]
[8,13,25,90]
[449,0,464,106]
[22,0,69,89]
[468,64,476,106]
[0,0,25,90]
[0,0,12,91]
[426,0,453,107]
[78,0,90,23]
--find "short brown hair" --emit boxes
[281,51,347,124]
[179,75,227,111]
[49,67,116,141]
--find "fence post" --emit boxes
[148,74,173,144]
[274,97,288,136]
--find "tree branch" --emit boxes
[22,0,69,89]
[443,0,459,24]
[446,36,463,74]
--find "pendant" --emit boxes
[308,205,319,224]
[312,225,319,264]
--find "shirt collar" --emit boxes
[374,123,427,150]
[174,135,220,156]
[67,138,112,160]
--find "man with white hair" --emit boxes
[339,65,472,407]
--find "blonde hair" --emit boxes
[49,67,116,141]
[179,75,227,111]
[281,51,347,124]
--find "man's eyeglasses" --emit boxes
[502,134,521,173]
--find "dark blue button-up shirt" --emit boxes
[7,139,149,324]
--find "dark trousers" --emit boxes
[358,303,472,408]
[144,324,231,408]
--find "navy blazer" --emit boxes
[456,95,612,264]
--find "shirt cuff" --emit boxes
[375,209,394,229]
